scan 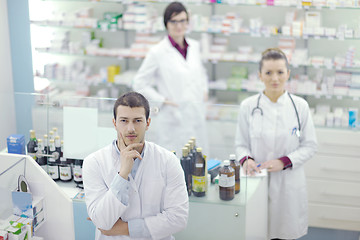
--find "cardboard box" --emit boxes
[6,222,27,240]
[6,135,25,155]
[0,230,8,240]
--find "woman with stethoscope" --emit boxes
[235,48,318,240]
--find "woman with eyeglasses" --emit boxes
[133,2,208,155]
[235,48,317,240]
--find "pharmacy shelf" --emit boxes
[39,0,360,9]
[31,22,360,41]
[209,87,360,101]
[215,2,360,10]
[35,48,360,72]
[35,48,146,60]
[36,76,131,87]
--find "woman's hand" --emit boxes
[99,218,129,236]
[243,159,261,176]
[261,159,284,172]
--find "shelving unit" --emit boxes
[28,0,360,130]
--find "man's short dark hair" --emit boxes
[163,2,188,29]
[113,92,150,120]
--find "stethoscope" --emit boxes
[251,92,301,138]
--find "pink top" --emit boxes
[168,35,188,59]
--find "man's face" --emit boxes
[113,106,150,147]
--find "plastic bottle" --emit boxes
[219,160,235,201]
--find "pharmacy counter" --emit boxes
[57,173,268,240]
[175,174,268,240]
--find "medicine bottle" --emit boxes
[73,159,83,184]
[48,139,59,181]
[219,160,235,201]
[192,147,206,197]
[229,154,240,194]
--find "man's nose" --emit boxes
[127,122,135,131]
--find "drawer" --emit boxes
[316,128,360,157]
[305,154,360,182]
[309,203,360,231]
[307,179,360,207]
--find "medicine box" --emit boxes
[12,192,44,219]
[0,230,8,240]
[6,222,27,240]
[6,135,25,155]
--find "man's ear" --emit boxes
[146,117,151,130]
[112,118,116,128]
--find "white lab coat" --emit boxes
[83,141,189,240]
[132,37,208,155]
[235,92,317,239]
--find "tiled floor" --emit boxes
[298,227,360,240]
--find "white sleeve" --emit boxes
[287,101,318,169]
[235,101,253,160]
[83,155,128,230]
[132,48,166,106]
[144,156,189,239]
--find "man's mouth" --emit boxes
[126,135,137,140]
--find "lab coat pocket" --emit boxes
[288,125,300,152]
[142,179,165,216]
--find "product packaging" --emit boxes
[6,135,25,155]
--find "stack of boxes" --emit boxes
[0,193,44,240]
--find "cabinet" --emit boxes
[305,128,360,231]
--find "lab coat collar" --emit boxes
[261,90,288,105]
[164,36,191,66]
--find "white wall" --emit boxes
[0,0,16,149]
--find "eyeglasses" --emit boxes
[168,19,188,26]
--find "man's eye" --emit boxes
[120,119,127,123]
[266,72,271,75]
[136,119,142,123]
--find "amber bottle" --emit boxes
[229,154,240,194]
[219,160,235,201]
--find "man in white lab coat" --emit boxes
[83,92,189,240]
[132,2,209,155]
